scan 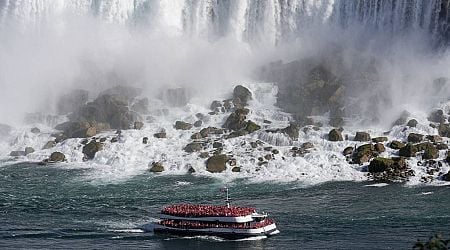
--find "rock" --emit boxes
[223,108,249,131]
[426,135,442,143]
[420,143,439,159]
[25,147,35,155]
[443,171,450,181]
[142,137,148,144]
[174,121,193,130]
[184,142,202,153]
[368,157,410,181]
[264,154,272,160]
[9,151,26,157]
[210,100,222,111]
[353,144,375,164]
[99,85,140,103]
[134,121,144,130]
[399,143,418,157]
[368,157,395,172]
[301,142,314,150]
[374,143,385,153]
[389,140,405,149]
[328,129,343,141]
[428,109,445,123]
[438,123,450,137]
[188,166,196,173]
[231,166,241,172]
[406,119,418,127]
[233,85,252,107]
[154,132,166,138]
[82,141,103,160]
[343,146,354,156]
[200,127,223,137]
[392,110,410,126]
[213,142,223,148]
[436,143,448,150]
[206,154,228,173]
[30,127,40,134]
[194,120,203,127]
[199,152,210,158]
[372,137,388,143]
[245,120,261,133]
[191,132,202,140]
[407,133,424,143]
[225,130,248,139]
[49,152,66,162]
[161,87,190,107]
[0,123,12,136]
[54,121,108,139]
[149,162,164,172]
[272,149,279,154]
[354,132,371,142]
[42,141,56,149]
[57,89,89,115]
[110,137,119,143]
[280,124,299,140]
[416,142,435,151]
[131,98,149,114]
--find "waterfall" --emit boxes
[1,0,448,45]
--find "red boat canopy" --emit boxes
[161,204,256,217]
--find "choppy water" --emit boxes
[1,162,449,249]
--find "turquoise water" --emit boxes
[1,163,449,249]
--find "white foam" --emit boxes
[364,183,389,187]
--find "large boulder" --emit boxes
[82,141,103,160]
[399,143,418,157]
[443,171,450,181]
[57,89,89,115]
[437,123,450,137]
[389,140,405,149]
[372,137,388,143]
[280,124,299,140]
[149,162,164,172]
[184,142,203,153]
[223,108,249,131]
[200,127,223,137]
[9,151,26,157]
[343,146,354,156]
[407,133,424,143]
[154,131,167,138]
[206,154,228,173]
[328,129,343,141]
[49,152,66,162]
[428,109,445,123]
[174,121,193,130]
[406,119,418,127]
[368,157,395,172]
[354,132,371,142]
[368,157,409,181]
[233,85,252,107]
[353,144,376,164]
[245,120,261,133]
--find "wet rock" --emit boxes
[245,120,261,133]
[134,121,144,130]
[9,151,26,157]
[210,100,222,111]
[300,142,314,150]
[280,124,299,140]
[231,166,241,172]
[30,127,40,134]
[42,141,56,149]
[49,152,66,162]
[193,120,203,127]
[436,143,448,150]
[353,144,376,164]
[389,140,405,149]
[213,142,223,149]
[372,137,388,143]
[206,154,228,173]
[250,142,258,148]
[399,143,418,157]
[174,121,193,130]
[343,146,354,156]
[188,166,196,173]
[200,127,223,138]
[142,137,148,144]
[426,135,442,143]
[110,137,119,143]
[417,143,439,159]
[406,119,418,127]
[438,123,450,137]
[374,143,385,153]
[272,149,279,154]
[82,141,103,160]
[443,171,450,181]
[368,157,411,181]
[328,129,343,141]
[354,132,371,142]
[223,108,249,131]
[191,132,202,140]
[149,162,164,172]
[264,154,272,160]
[55,121,109,139]
[416,142,435,151]
[407,133,424,143]
[368,157,395,172]
[25,147,35,155]
[428,109,445,123]
[199,152,210,159]
[184,142,202,153]
[57,89,89,115]
[225,130,248,139]
[233,85,252,107]
[154,132,166,138]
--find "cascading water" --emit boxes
[1,0,448,45]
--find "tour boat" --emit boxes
[149,188,280,239]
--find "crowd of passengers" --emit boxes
[162,204,256,217]
[160,219,274,229]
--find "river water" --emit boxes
[1,162,449,249]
